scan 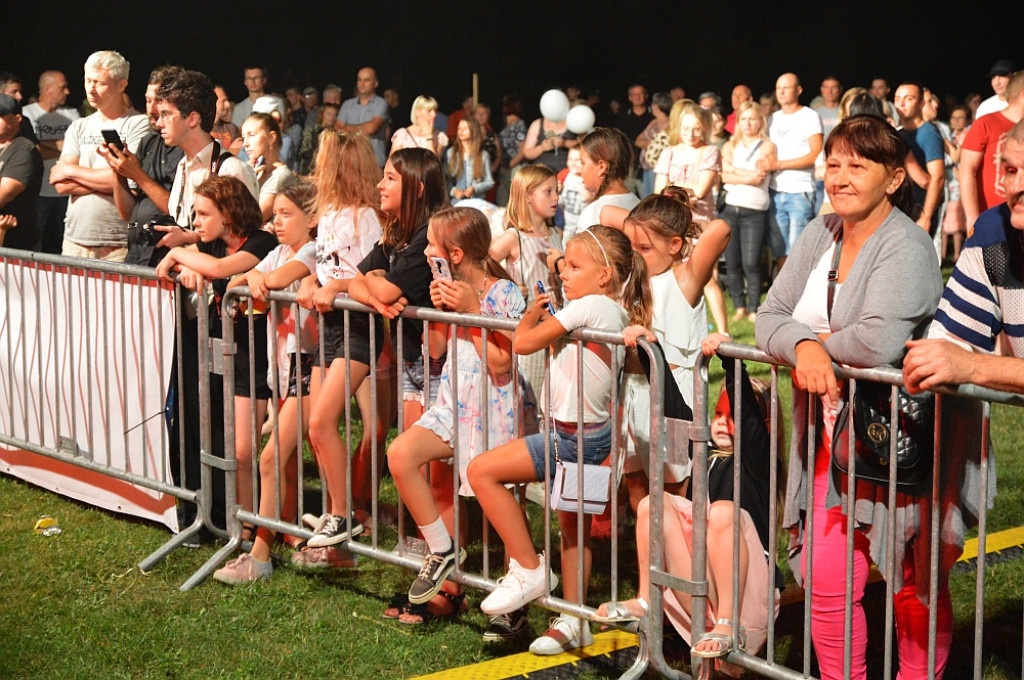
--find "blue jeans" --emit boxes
[641,169,657,198]
[769,189,816,255]
[720,204,768,311]
[524,420,612,482]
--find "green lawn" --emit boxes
[1,309,1022,679]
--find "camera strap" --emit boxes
[173,140,231,228]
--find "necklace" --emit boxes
[474,274,490,299]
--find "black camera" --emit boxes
[136,214,178,246]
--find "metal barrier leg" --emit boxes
[138,512,205,573]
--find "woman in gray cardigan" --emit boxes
[756,116,948,680]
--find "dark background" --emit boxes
[4,0,1021,121]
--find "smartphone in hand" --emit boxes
[101,129,124,151]
[535,280,557,315]
[429,256,452,281]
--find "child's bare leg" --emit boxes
[466,440,541,568]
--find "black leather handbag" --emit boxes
[825,234,934,489]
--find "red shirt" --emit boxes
[962,111,1016,211]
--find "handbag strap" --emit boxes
[826,233,842,322]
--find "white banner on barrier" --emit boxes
[0,257,178,530]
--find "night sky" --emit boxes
[4,0,1022,120]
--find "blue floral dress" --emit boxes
[415,278,529,495]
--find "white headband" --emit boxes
[586,228,611,267]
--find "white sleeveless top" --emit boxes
[724,139,771,211]
[650,267,707,407]
[572,191,640,241]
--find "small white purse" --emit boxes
[549,430,611,515]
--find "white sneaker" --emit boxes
[480,554,558,616]
[529,614,594,655]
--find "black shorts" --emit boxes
[233,314,272,400]
[313,308,375,368]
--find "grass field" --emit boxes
[1,313,1023,679]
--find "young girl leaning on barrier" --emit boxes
[619,188,731,511]
[212,180,320,584]
[466,225,651,656]
[595,332,784,679]
[155,175,278,540]
[385,206,525,624]
[293,131,388,560]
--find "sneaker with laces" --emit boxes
[408,546,466,604]
[479,554,558,616]
[529,614,594,655]
[212,553,272,585]
[483,607,529,642]
[301,513,323,529]
[306,514,363,548]
[290,546,358,570]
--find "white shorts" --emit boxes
[621,372,691,483]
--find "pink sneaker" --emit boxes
[213,553,272,585]
[290,546,358,570]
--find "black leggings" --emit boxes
[721,204,768,312]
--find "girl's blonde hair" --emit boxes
[429,207,512,284]
[505,164,557,233]
[668,100,710,146]
[838,87,868,122]
[567,225,651,328]
[311,131,383,223]
[447,117,485,184]
[730,101,768,144]
[623,188,699,261]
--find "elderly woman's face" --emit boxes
[825,147,900,221]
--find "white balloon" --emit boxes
[539,89,570,123]
[565,105,596,135]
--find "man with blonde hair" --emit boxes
[51,50,148,261]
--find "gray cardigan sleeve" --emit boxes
[756,209,942,369]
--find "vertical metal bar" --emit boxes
[803,389,817,678]
[247,306,258,516]
[19,261,29,440]
[844,379,859,680]
[35,264,45,443]
[575,336,585,605]
[974,400,991,680]
[766,364,780,667]
[120,274,129,472]
[343,307,353,526]
[609,341,620,605]
[269,298,282,522]
[731,357,743,651]
[84,266,95,459]
[175,282,187,490]
[928,392,943,680]
[368,312,378,550]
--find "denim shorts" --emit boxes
[402,355,445,405]
[524,419,612,482]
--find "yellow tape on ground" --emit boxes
[960,526,1024,561]
[410,630,638,680]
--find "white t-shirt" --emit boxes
[548,294,628,422]
[23,103,80,199]
[255,241,318,387]
[573,191,639,239]
[975,93,1008,120]
[60,110,149,247]
[167,141,259,228]
[768,106,822,193]
[314,205,383,284]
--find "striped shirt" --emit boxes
[929,203,1024,357]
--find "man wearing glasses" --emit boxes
[231,66,267,128]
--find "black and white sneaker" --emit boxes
[305,514,363,548]
[408,545,466,604]
[483,607,529,642]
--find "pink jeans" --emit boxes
[807,446,951,680]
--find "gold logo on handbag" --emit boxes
[866,422,889,446]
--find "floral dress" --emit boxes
[416,278,528,495]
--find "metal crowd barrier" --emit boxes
[637,341,1019,680]
[196,284,671,640]
[0,248,217,578]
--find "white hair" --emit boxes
[85,50,130,82]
